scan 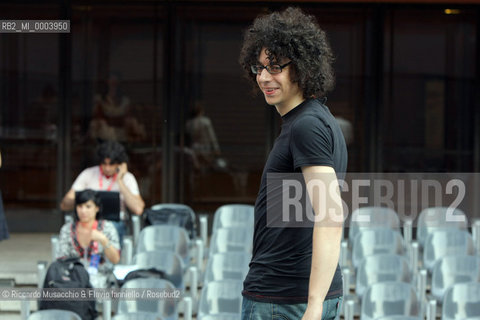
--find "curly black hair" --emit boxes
[95,140,128,164]
[239,7,335,99]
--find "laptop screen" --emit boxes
[75,190,121,221]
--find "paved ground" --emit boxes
[0,233,54,319]
[0,233,54,284]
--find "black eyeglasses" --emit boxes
[250,61,292,75]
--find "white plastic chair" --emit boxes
[442,282,480,320]
[356,254,412,297]
[361,281,420,320]
[212,204,254,231]
[149,203,197,240]
[352,228,405,269]
[204,252,251,284]
[136,225,190,268]
[209,227,253,257]
[117,278,178,320]
[431,255,480,302]
[423,229,474,271]
[197,280,243,318]
[132,250,185,290]
[416,207,468,247]
[28,309,81,320]
[349,206,400,247]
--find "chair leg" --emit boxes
[426,299,437,320]
[199,215,208,249]
[50,235,59,261]
[37,261,48,288]
[121,237,133,265]
[182,296,193,320]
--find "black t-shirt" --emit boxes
[242,98,348,304]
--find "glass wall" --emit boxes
[0,4,61,231]
[70,4,165,205]
[382,7,477,172]
[175,6,271,211]
[308,6,373,172]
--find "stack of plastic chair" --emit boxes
[27,309,81,320]
[423,229,475,272]
[344,207,401,279]
[442,282,480,320]
[197,280,243,319]
[342,207,404,318]
[204,252,250,284]
[131,249,196,318]
[211,204,255,232]
[404,206,471,319]
[136,225,190,269]
[121,222,198,318]
[196,204,254,320]
[140,204,204,273]
[204,204,254,249]
[415,206,468,271]
[350,234,409,319]
[431,255,480,303]
[348,207,401,249]
[416,207,468,249]
[133,250,185,290]
[356,254,413,298]
[352,228,405,270]
[149,203,197,240]
[206,205,254,256]
[208,227,253,257]
[361,281,421,320]
[117,278,178,320]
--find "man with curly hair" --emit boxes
[239,7,347,320]
[60,140,145,244]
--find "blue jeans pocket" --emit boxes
[323,296,343,320]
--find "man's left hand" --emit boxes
[302,304,323,320]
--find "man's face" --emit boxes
[100,158,120,177]
[256,48,304,115]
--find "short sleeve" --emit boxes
[122,173,140,195]
[57,223,74,258]
[290,115,334,170]
[101,221,120,251]
[71,168,91,191]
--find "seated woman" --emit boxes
[58,189,120,265]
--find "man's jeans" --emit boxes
[241,296,343,320]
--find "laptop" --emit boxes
[75,190,121,221]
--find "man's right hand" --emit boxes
[117,162,128,179]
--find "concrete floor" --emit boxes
[0,233,54,284]
[0,233,54,319]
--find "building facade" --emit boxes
[1,0,479,231]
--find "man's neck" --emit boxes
[275,96,306,116]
